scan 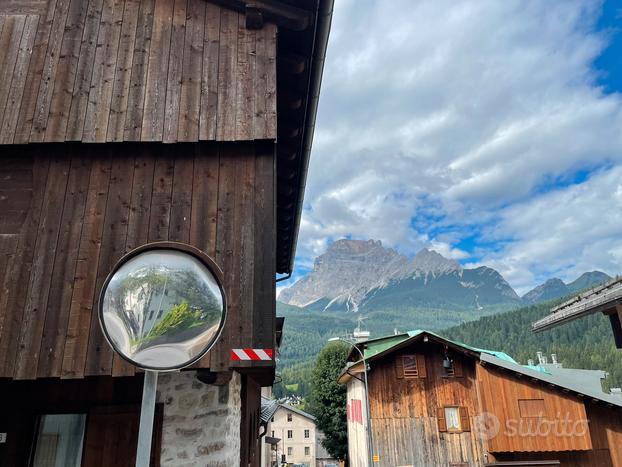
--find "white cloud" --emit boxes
[296,0,622,292]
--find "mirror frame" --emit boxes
[98,241,227,371]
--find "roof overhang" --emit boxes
[532,277,622,348]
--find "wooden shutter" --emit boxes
[459,406,470,432]
[453,358,463,377]
[395,355,404,379]
[416,354,427,378]
[437,407,447,432]
[403,355,418,378]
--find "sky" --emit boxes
[285,0,622,296]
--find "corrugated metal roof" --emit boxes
[260,397,281,424]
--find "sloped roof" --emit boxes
[340,329,622,408]
[533,276,622,332]
[261,396,281,424]
[261,397,317,423]
[278,402,317,421]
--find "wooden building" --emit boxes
[533,277,622,347]
[338,330,622,467]
[0,0,332,465]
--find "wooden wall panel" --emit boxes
[367,344,486,467]
[0,0,277,144]
[477,362,592,453]
[0,140,275,380]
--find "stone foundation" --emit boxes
[157,371,241,467]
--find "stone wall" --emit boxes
[157,371,241,467]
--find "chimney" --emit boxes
[527,359,535,366]
[551,354,558,365]
[536,351,544,365]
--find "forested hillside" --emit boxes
[445,299,622,390]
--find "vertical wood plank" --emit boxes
[254,23,277,140]
[13,0,58,143]
[237,147,255,349]
[140,0,173,141]
[177,0,205,142]
[211,145,236,371]
[234,17,254,141]
[147,147,174,241]
[30,0,72,142]
[253,146,274,351]
[44,0,89,141]
[199,2,220,141]
[61,155,111,378]
[82,0,125,142]
[0,15,38,144]
[0,156,49,377]
[189,143,219,255]
[85,154,134,375]
[162,0,187,143]
[65,0,105,141]
[38,155,91,378]
[106,0,140,141]
[123,0,155,140]
[14,157,70,380]
[168,153,193,243]
[214,9,237,141]
[0,16,28,138]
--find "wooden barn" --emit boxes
[0,0,332,465]
[338,330,622,467]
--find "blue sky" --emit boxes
[282,0,622,296]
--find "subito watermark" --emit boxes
[473,412,590,441]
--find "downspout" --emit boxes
[286,0,335,275]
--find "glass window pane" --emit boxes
[32,414,86,467]
[445,407,461,431]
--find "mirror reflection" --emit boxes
[100,249,225,370]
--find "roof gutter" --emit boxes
[286,0,334,274]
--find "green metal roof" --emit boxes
[358,329,517,364]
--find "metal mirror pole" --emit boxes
[136,370,159,467]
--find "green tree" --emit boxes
[309,342,349,461]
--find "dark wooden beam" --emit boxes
[209,0,312,31]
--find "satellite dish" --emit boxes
[98,243,226,371]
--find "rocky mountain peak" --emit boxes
[412,248,461,275]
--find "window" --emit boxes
[445,407,461,431]
[519,399,546,418]
[437,406,470,433]
[287,413,292,422]
[287,447,293,456]
[396,354,427,379]
[287,430,293,439]
[305,446,310,456]
[442,357,463,378]
[304,429,310,438]
[271,430,274,437]
[32,414,86,467]
[403,355,419,377]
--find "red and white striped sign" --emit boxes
[231,348,273,361]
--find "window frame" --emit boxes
[287,429,293,439]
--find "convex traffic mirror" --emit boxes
[99,243,226,371]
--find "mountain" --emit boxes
[521,271,611,305]
[279,239,521,314]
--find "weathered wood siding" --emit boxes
[0,0,276,144]
[476,362,592,453]
[0,141,275,380]
[367,345,486,467]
